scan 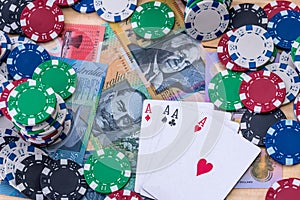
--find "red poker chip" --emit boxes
[0,78,28,120]
[239,70,286,113]
[20,0,65,43]
[53,0,80,6]
[265,178,300,200]
[263,0,300,20]
[105,190,143,200]
[217,29,248,72]
[294,94,300,121]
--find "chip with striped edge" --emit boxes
[94,0,137,22]
[32,60,77,100]
[105,190,143,200]
[7,79,57,126]
[131,1,174,40]
[265,178,300,200]
[208,70,244,111]
[185,1,229,41]
[239,70,286,113]
[228,25,274,70]
[40,159,88,200]
[84,148,131,194]
[265,119,300,165]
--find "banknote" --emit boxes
[127,32,206,101]
[205,53,283,189]
[40,23,105,62]
[44,57,108,164]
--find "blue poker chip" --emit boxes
[265,119,300,165]
[267,10,300,50]
[6,44,51,80]
[72,0,95,13]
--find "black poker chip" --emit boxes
[15,154,54,200]
[40,159,88,200]
[0,0,33,34]
[0,136,19,151]
[229,3,268,30]
[240,108,286,146]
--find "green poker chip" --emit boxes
[291,36,300,61]
[7,79,57,126]
[131,1,175,39]
[32,60,77,100]
[208,70,244,111]
[84,148,131,194]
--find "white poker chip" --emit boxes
[228,25,274,69]
[94,0,137,22]
[264,63,300,104]
[184,0,229,41]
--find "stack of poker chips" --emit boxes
[0,131,88,200]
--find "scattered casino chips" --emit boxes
[184,1,229,41]
[239,70,286,113]
[32,60,77,100]
[15,154,54,200]
[208,70,243,111]
[228,25,274,70]
[131,1,175,39]
[264,63,300,104]
[6,43,51,80]
[72,0,95,13]
[95,0,137,22]
[229,3,268,30]
[217,29,248,72]
[20,0,65,43]
[267,10,300,50]
[240,109,286,146]
[265,119,300,165]
[265,178,300,200]
[84,148,131,194]
[263,0,300,20]
[40,159,88,200]
[7,79,57,126]
[105,190,143,200]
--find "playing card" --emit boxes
[142,119,261,199]
[136,100,233,196]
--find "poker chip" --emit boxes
[263,0,300,20]
[239,70,286,113]
[279,50,291,64]
[15,154,55,200]
[32,60,77,100]
[95,0,137,22]
[0,79,28,120]
[4,144,46,188]
[0,0,19,34]
[0,31,11,62]
[105,190,143,200]
[40,159,88,200]
[240,109,286,146]
[293,94,300,121]
[269,46,278,64]
[265,119,300,165]
[208,70,244,111]
[229,3,268,30]
[184,1,229,41]
[217,29,248,72]
[228,25,274,70]
[265,178,300,200]
[264,63,300,104]
[10,36,36,50]
[0,62,9,80]
[267,10,300,50]
[292,44,300,72]
[291,36,300,61]
[7,79,57,126]
[72,0,95,13]
[54,0,79,6]
[131,1,174,39]
[0,136,19,151]
[7,43,51,80]
[20,0,65,43]
[84,148,131,194]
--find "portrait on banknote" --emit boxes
[128,33,205,95]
